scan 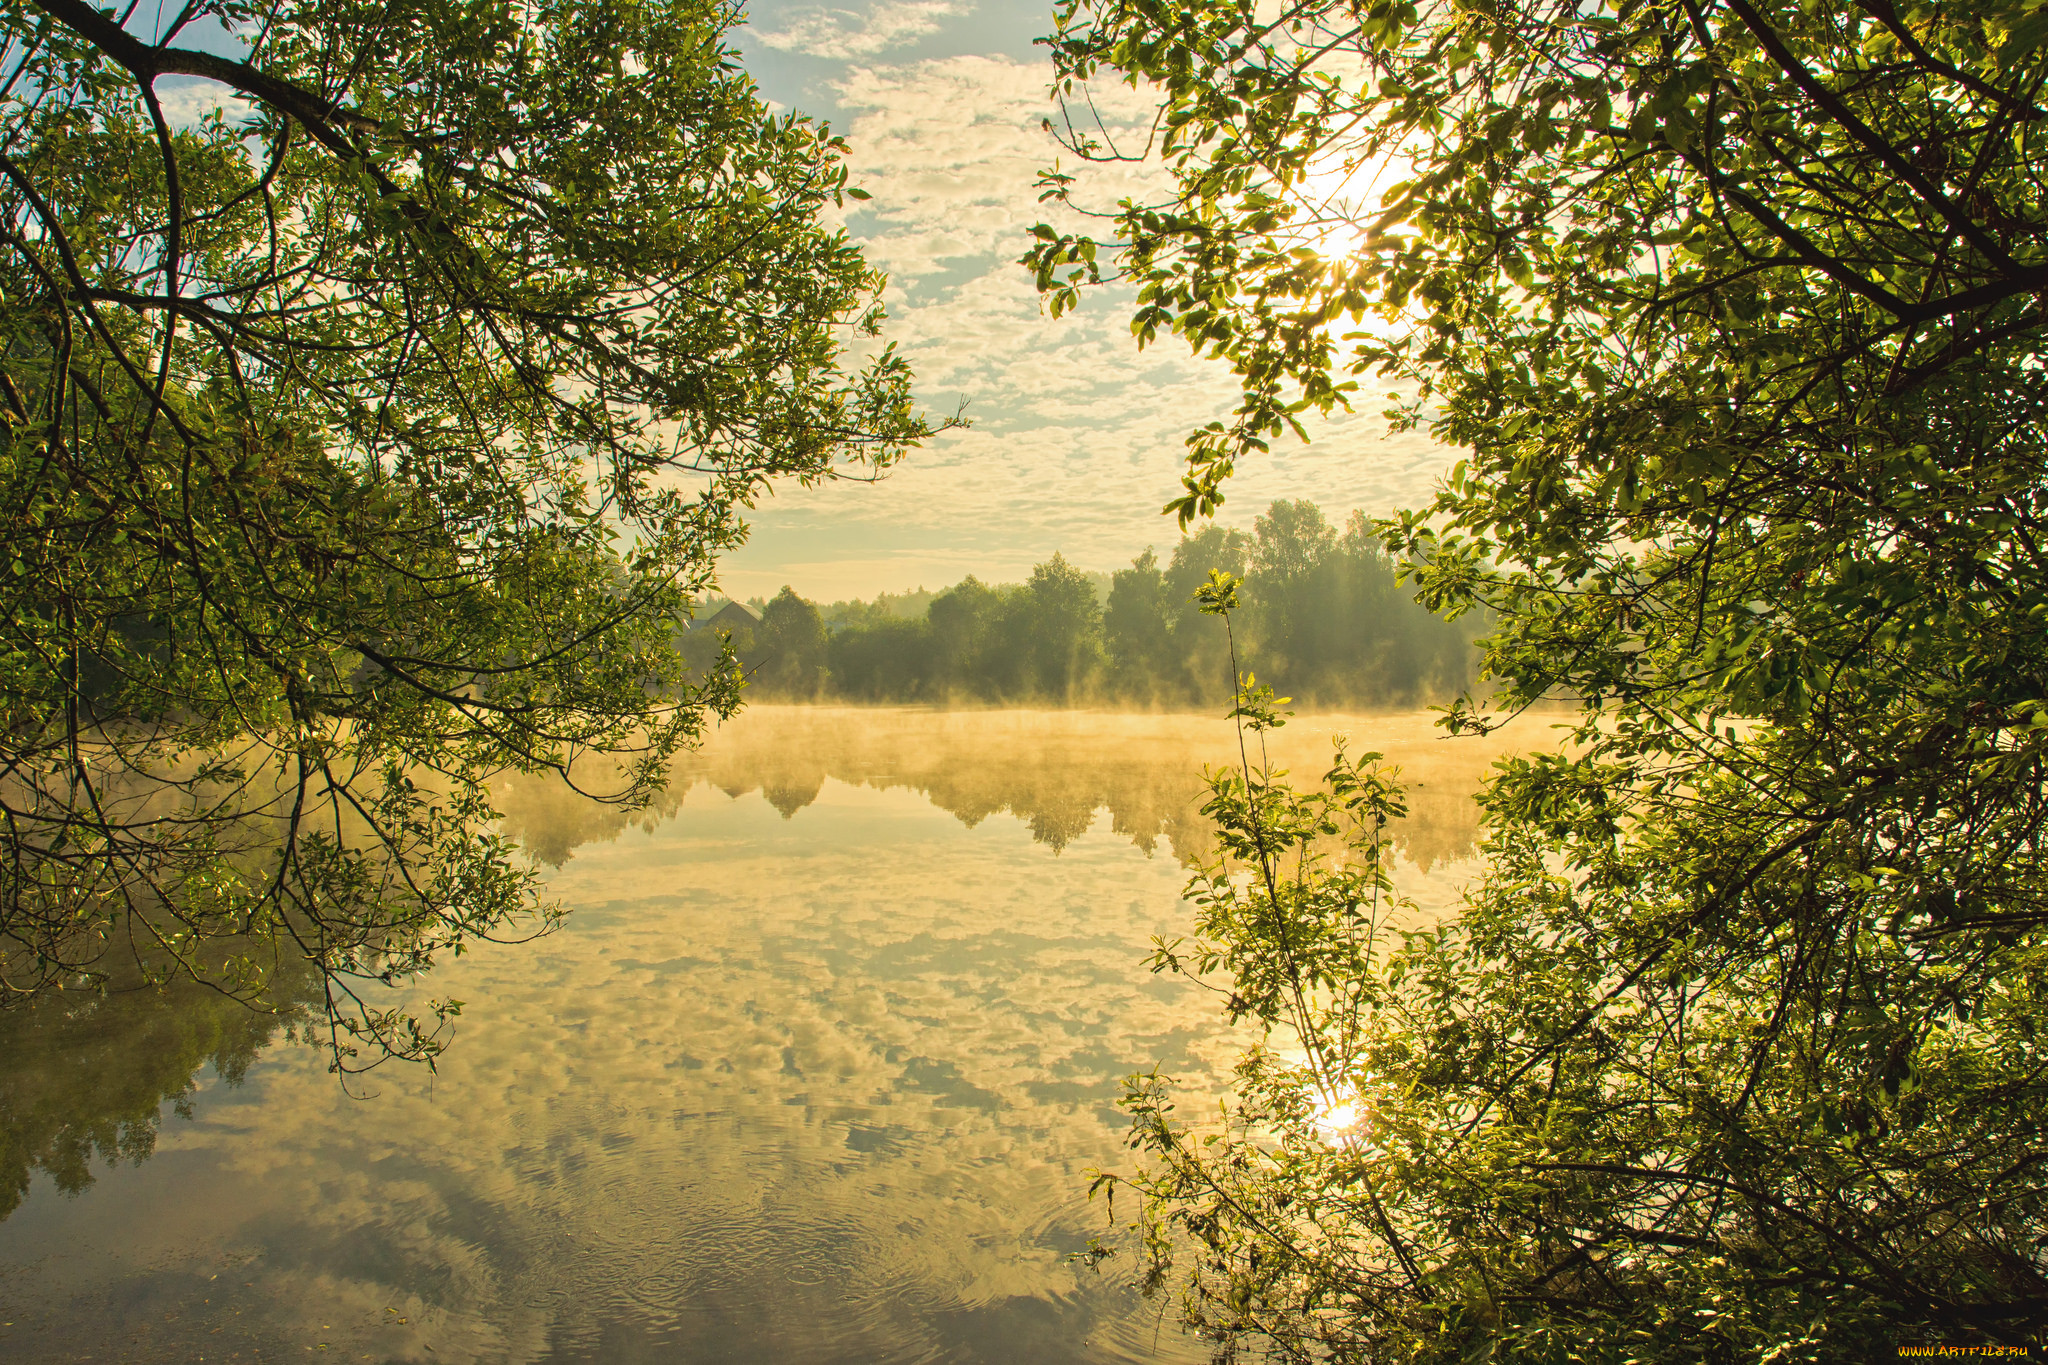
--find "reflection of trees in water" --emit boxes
[763,778,825,820]
[0,960,317,1219]
[0,711,1521,1226]
[0,713,1513,1228]
[500,707,1523,871]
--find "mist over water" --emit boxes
[506,707,1509,894]
[0,708,1537,1363]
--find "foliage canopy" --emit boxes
[1033,0,2048,1355]
[0,0,932,1063]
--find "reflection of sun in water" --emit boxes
[1284,1045,1365,1142]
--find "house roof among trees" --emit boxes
[702,599,763,631]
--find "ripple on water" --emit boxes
[0,709,1529,1362]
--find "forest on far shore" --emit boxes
[690,499,1488,707]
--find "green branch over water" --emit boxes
[1040,0,2048,1354]
[0,0,937,1067]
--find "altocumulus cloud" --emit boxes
[754,0,970,59]
[715,47,1454,598]
[153,76,254,129]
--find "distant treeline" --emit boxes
[687,500,1488,707]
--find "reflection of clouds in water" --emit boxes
[2,776,1223,1361]
[0,711,1546,1362]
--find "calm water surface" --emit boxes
[0,708,1529,1363]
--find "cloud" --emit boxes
[152,77,254,129]
[831,54,1161,281]
[753,1,967,59]
[645,40,1459,600]
[5,768,1244,1360]
[709,53,1451,599]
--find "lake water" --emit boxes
[0,708,1530,1363]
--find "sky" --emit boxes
[716,0,1458,601]
[149,0,1459,602]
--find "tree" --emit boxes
[1164,522,1250,700]
[1249,499,1335,586]
[826,614,935,701]
[1103,547,1175,698]
[1036,0,2048,1355]
[0,0,934,1066]
[754,587,828,698]
[1245,497,1336,677]
[928,574,1003,698]
[811,524,1476,708]
[1283,508,1485,703]
[1019,552,1104,699]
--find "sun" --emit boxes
[1286,144,1397,264]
